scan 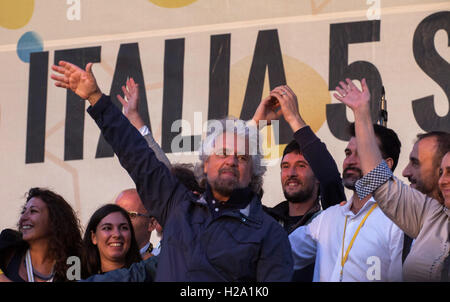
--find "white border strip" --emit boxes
[0,2,448,52]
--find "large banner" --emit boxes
[1,1,449,246]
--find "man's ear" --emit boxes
[385,158,394,170]
[148,217,157,233]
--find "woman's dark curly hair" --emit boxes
[81,204,142,279]
[22,187,83,282]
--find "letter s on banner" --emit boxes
[412,11,450,132]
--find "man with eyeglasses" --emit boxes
[51,60,293,281]
[115,189,162,260]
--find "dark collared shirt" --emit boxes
[204,185,252,219]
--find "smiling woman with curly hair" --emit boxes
[0,187,83,282]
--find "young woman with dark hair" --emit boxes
[81,204,141,279]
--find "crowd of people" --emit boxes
[0,61,448,282]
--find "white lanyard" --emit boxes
[25,249,35,282]
[25,249,53,282]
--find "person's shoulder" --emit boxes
[370,203,403,228]
[322,202,344,215]
[305,202,344,227]
[0,229,25,250]
[424,197,447,219]
[262,200,288,219]
[0,229,21,239]
[260,209,286,233]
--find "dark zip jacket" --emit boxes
[87,95,293,281]
[263,126,346,281]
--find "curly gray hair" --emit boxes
[194,118,266,197]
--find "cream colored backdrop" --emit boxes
[1,0,449,247]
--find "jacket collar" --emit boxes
[287,202,321,232]
[203,183,252,208]
[267,200,322,233]
[267,198,321,219]
[199,184,263,226]
[342,195,376,217]
[267,200,289,219]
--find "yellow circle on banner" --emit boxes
[148,0,197,8]
[229,55,330,159]
[0,0,34,29]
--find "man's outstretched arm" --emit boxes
[334,78,431,237]
[51,61,187,226]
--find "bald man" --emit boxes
[115,189,162,259]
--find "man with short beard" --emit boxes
[402,132,450,204]
[288,78,404,282]
[396,132,450,262]
[263,139,345,281]
[258,86,346,281]
[264,140,345,235]
[51,60,293,281]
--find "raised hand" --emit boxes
[333,78,370,112]
[251,94,283,127]
[51,61,102,106]
[270,85,306,132]
[116,77,145,130]
[335,78,382,174]
[117,77,139,116]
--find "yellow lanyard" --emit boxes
[340,203,378,282]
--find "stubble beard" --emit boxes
[283,179,316,204]
[210,168,241,198]
[342,167,363,191]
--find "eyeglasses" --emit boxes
[127,211,150,219]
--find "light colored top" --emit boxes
[376,180,449,281]
[152,241,161,257]
[356,161,450,281]
[139,242,151,257]
[289,196,404,282]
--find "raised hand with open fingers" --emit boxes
[117,77,140,117]
[51,61,102,106]
[116,77,145,130]
[333,78,370,112]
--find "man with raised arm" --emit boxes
[252,85,345,281]
[402,132,450,204]
[51,61,293,281]
[335,78,450,282]
[287,78,404,282]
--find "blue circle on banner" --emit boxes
[17,31,43,63]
